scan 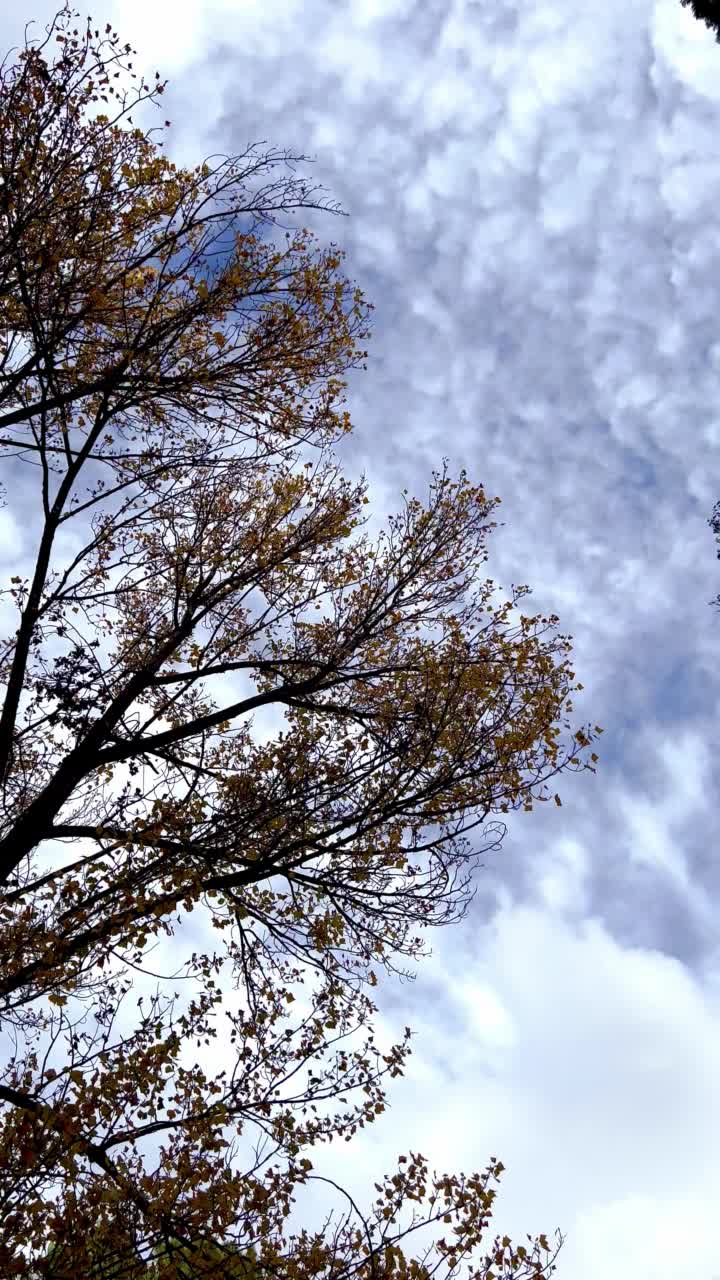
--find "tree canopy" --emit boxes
[0,7,599,1278]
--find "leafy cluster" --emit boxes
[0,8,599,1279]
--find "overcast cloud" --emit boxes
[2,0,720,1274]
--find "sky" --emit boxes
[2,0,720,1275]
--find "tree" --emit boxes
[680,0,720,40]
[710,501,720,607]
[0,7,600,1278]
[38,1228,257,1279]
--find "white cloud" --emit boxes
[302,902,720,1278]
[0,507,23,564]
